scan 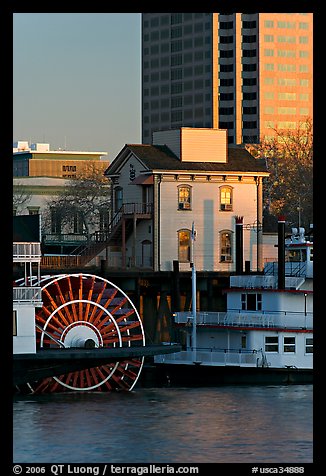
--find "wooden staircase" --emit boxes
[74,203,153,267]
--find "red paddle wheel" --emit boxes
[26,274,145,393]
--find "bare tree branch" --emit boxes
[247,118,313,230]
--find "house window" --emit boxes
[178,229,191,262]
[305,337,313,354]
[99,208,110,231]
[51,208,62,234]
[114,187,123,212]
[220,230,232,262]
[141,240,152,268]
[28,207,40,215]
[178,185,191,210]
[265,336,279,352]
[73,211,84,234]
[241,293,262,311]
[220,186,233,211]
[13,310,17,336]
[283,336,296,353]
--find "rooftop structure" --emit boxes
[13,141,109,178]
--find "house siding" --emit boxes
[159,177,259,271]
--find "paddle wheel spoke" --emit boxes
[29,273,145,393]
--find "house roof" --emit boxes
[104,144,268,176]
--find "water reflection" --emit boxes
[13,385,312,463]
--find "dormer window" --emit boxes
[178,185,192,210]
[220,185,233,211]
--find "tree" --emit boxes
[13,181,32,213]
[42,162,111,240]
[248,118,313,231]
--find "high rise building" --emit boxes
[141,13,313,145]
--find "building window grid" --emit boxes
[142,14,312,146]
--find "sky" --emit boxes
[13,13,142,160]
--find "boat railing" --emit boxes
[13,242,41,261]
[13,286,42,304]
[230,275,305,289]
[264,261,309,278]
[231,275,277,288]
[173,310,313,330]
[154,347,264,367]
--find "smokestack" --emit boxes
[235,216,244,274]
[278,216,286,290]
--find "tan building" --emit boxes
[142,13,313,145]
[13,143,110,264]
[104,128,269,272]
[13,142,109,178]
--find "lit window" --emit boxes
[265,336,279,352]
[220,230,232,262]
[220,186,233,211]
[178,185,191,210]
[278,107,296,115]
[178,229,191,262]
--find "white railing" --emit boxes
[13,242,41,261]
[174,311,313,330]
[154,348,264,367]
[13,286,42,304]
[230,275,277,289]
[174,311,227,325]
[230,275,305,290]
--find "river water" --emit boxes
[13,384,313,464]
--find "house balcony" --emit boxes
[41,203,153,270]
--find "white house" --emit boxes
[104,128,269,272]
